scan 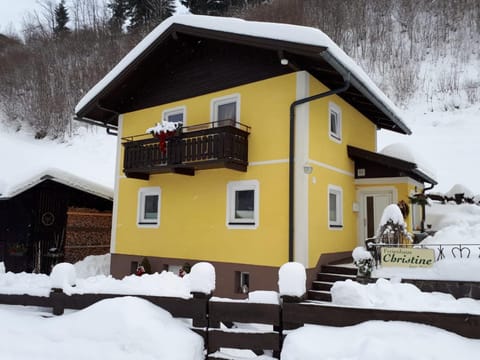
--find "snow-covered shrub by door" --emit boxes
[187,262,215,295]
[278,262,306,298]
[377,204,412,245]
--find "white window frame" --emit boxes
[328,102,342,143]
[211,94,240,126]
[162,106,186,126]
[226,180,259,229]
[328,185,343,229]
[137,187,161,228]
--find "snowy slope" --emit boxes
[378,104,480,193]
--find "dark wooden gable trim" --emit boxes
[101,33,295,115]
[76,23,327,125]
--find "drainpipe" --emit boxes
[420,182,435,233]
[288,75,350,262]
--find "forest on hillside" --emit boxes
[0,0,478,139]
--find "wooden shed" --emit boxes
[0,170,112,273]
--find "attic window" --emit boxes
[329,102,342,143]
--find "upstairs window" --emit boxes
[328,185,343,229]
[212,94,240,126]
[163,106,185,126]
[329,102,342,143]
[227,180,259,229]
[138,187,161,227]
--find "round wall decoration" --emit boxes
[41,212,55,226]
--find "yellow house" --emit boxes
[74,15,436,297]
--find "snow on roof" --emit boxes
[445,184,474,198]
[0,123,115,200]
[75,14,408,133]
[380,143,437,183]
[1,167,113,200]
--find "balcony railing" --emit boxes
[122,121,250,179]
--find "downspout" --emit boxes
[420,182,435,232]
[288,75,350,262]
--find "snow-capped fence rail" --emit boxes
[1,288,480,357]
[208,300,281,357]
[282,301,480,339]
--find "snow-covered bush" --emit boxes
[377,204,411,245]
[187,262,215,295]
[352,247,373,278]
[0,262,5,274]
[278,262,306,298]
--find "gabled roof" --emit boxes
[347,145,438,185]
[0,168,113,200]
[75,15,411,135]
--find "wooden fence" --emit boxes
[1,291,480,359]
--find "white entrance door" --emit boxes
[359,190,394,245]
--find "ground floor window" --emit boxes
[328,185,343,229]
[137,187,161,227]
[227,180,259,229]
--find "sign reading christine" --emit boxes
[381,247,435,268]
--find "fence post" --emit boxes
[50,288,65,316]
[190,291,210,328]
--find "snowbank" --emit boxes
[74,254,111,278]
[0,296,204,360]
[281,321,480,360]
[331,278,480,314]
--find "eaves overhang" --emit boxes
[347,145,437,185]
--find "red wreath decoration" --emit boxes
[154,130,176,153]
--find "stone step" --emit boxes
[321,265,357,276]
[312,281,334,291]
[317,273,356,283]
[307,289,332,302]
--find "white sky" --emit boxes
[0,0,43,35]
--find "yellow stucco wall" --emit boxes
[114,71,383,269]
[306,75,377,267]
[116,73,297,267]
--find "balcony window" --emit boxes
[138,187,161,227]
[227,180,259,229]
[212,94,240,126]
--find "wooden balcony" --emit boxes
[122,121,250,179]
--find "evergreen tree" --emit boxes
[126,0,176,31]
[53,0,70,35]
[108,0,129,33]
